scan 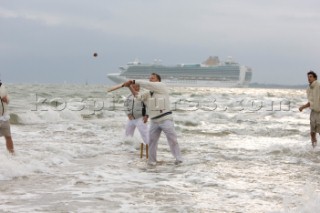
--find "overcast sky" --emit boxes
[1,0,319,85]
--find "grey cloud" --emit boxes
[1,0,320,85]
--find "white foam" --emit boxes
[1,84,318,212]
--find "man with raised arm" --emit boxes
[123,73,183,165]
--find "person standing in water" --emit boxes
[299,70,320,148]
[124,83,149,157]
[0,81,14,154]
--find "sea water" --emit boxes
[1,84,320,213]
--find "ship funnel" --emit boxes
[203,56,220,66]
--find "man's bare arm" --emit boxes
[129,84,138,96]
[1,96,9,104]
[299,102,310,111]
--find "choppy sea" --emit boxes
[1,83,320,213]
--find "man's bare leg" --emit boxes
[311,132,317,148]
[5,136,14,154]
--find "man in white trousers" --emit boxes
[123,73,183,165]
[124,84,149,148]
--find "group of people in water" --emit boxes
[121,71,320,166]
[1,71,319,163]
[122,73,183,165]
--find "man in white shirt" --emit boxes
[0,82,14,154]
[123,73,183,165]
[299,70,320,147]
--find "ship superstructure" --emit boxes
[108,56,252,87]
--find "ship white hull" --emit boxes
[107,73,249,88]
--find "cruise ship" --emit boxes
[107,56,252,87]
